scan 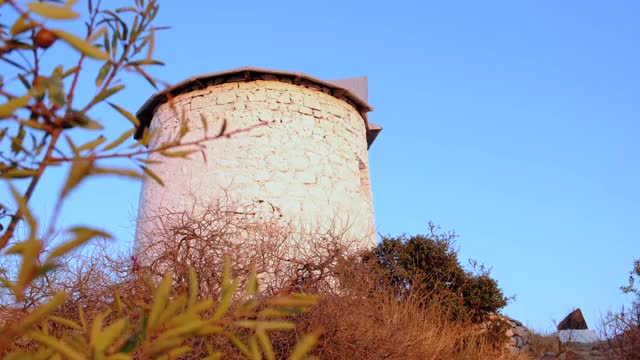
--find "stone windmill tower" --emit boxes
[134,67,381,257]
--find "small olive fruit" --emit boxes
[34,29,57,49]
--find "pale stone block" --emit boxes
[252,89,267,101]
[268,100,279,111]
[303,94,322,110]
[299,115,314,130]
[216,91,236,104]
[299,106,312,115]
[297,172,316,184]
[276,91,291,104]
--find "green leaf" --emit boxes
[6,239,41,298]
[66,110,103,129]
[60,158,94,199]
[87,84,124,108]
[127,59,165,66]
[268,294,319,308]
[20,120,49,131]
[108,102,140,127]
[88,25,107,43]
[92,167,141,179]
[17,74,31,90]
[97,318,127,351]
[76,135,106,152]
[139,165,164,186]
[0,94,32,119]
[118,328,144,354]
[27,2,80,20]
[62,66,79,78]
[49,316,82,330]
[113,291,123,318]
[226,333,251,358]
[256,308,292,318]
[51,29,109,59]
[29,331,84,360]
[95,61,112,87]
[188,299,214,315]
[288,330,321,360]
[132,66,158,89]
[90,312,106,343]
[102,128,135,151]
[64,134,78,155]
[188,267,198,306]
[249,336,260,360]
[147,274,172,329]
[9,185,36,237]
[156,320,206,340]
[48,66,66,107]
[10,126,28,155]
[65,0,80,8]
[103,31,111,57]
[47,226,111,261]
[212,258,238,321]
[0,168,38,179]
[10,15,37,36]
[159,149,195,158]
[256,330,275,360]
[147,339,183,357]
[235,320,296,331]
[17,292,67,333]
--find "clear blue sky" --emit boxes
[3,0,639,332]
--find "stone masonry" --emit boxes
[134,68,379,258]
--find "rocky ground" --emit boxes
[536,342,616,359]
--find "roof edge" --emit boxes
[135,66,379,146]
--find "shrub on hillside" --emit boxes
[362,222,509,322]
[602,259,640,359]
[276,258,526,360]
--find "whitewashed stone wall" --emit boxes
[135,79,376,255]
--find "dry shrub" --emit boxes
[3,202,525,359]
[601,305,640,359]
[527,330,560,357]
[272,260,526,360]
[135,197,364,296]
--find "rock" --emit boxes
[514,325,529,337]
[557,330,599,344]
[557,308,588,330]
[509,317,523,326]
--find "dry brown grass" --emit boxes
[268,260,528,360]
[527,330,560,357]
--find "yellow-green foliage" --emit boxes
[2,258,319,359]
[0,0,319,358]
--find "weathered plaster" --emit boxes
[135,79,376,255]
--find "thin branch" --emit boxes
[47,122,266,163]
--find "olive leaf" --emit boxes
[27,2,80,20]
[52,29,109,60]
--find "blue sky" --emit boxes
[2,0,639,332]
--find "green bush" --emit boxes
[363,222,509,322]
